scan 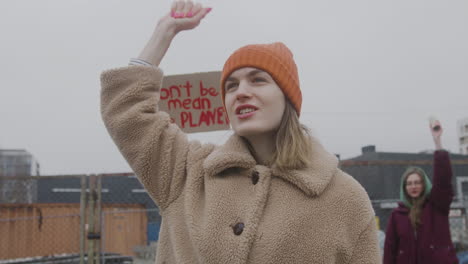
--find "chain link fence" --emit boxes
[0,175,157,264]
[1,156,468,263]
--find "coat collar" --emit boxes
[396,199,428,213]
[203,134,339,197]
[396,202,410,213]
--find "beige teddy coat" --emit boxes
[100,65,380,264]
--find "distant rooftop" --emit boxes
[0,149,32,156]
[345,145,468,162]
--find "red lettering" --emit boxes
[167,99,182,110]
[170,85,181,98]
[191,97,211,109]
[168,97,212,110]
[200,81,208,96]
[216,107,226,125]
[192,98,201,109]
[203,98,212,109]
[178,108,230,130]
[182,81,192,97]
[182,99,191,110]
[200,81,218,97]
[181,111,198,128]
[209,87,218,96]
[198,112,209,126]
[198,109,216,126]
[162,82,192,100]
[160,88,170,100]
[180,112,189,128]
[189,112,197,127]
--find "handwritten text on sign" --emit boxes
[160,71,230,133]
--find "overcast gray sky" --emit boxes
[1,0,467,175]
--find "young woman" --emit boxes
[100,1,379,263]
[383,120,458,264]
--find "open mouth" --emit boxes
[234,105,258,119]
[238,108,256,115]
[236,105,258,115]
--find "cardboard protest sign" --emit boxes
[160,71,230,133]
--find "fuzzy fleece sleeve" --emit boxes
[348,217,382,264]
[100,65,196,210]
[336,171,381,264]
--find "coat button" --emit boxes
[233,222,245,236]
[251,171,259,185]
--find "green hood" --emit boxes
[399,166,432,208]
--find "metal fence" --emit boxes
[1,158,468,263]
[0,175,159,264]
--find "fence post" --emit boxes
[80,175,87,264]
[95,175,102,264]
[87,175,96,264]
[101,209,106,264]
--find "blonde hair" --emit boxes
[272,101,313,170]
[241,100,313,170]
[403,170,427,229]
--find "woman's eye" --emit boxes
[252,77,266,83]
[225,82,238,90]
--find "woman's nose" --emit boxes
[235,81,252,100]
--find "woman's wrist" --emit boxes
[138,22,176,66]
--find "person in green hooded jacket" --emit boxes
[383,119,458,264]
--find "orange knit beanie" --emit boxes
[220,42,302,116]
